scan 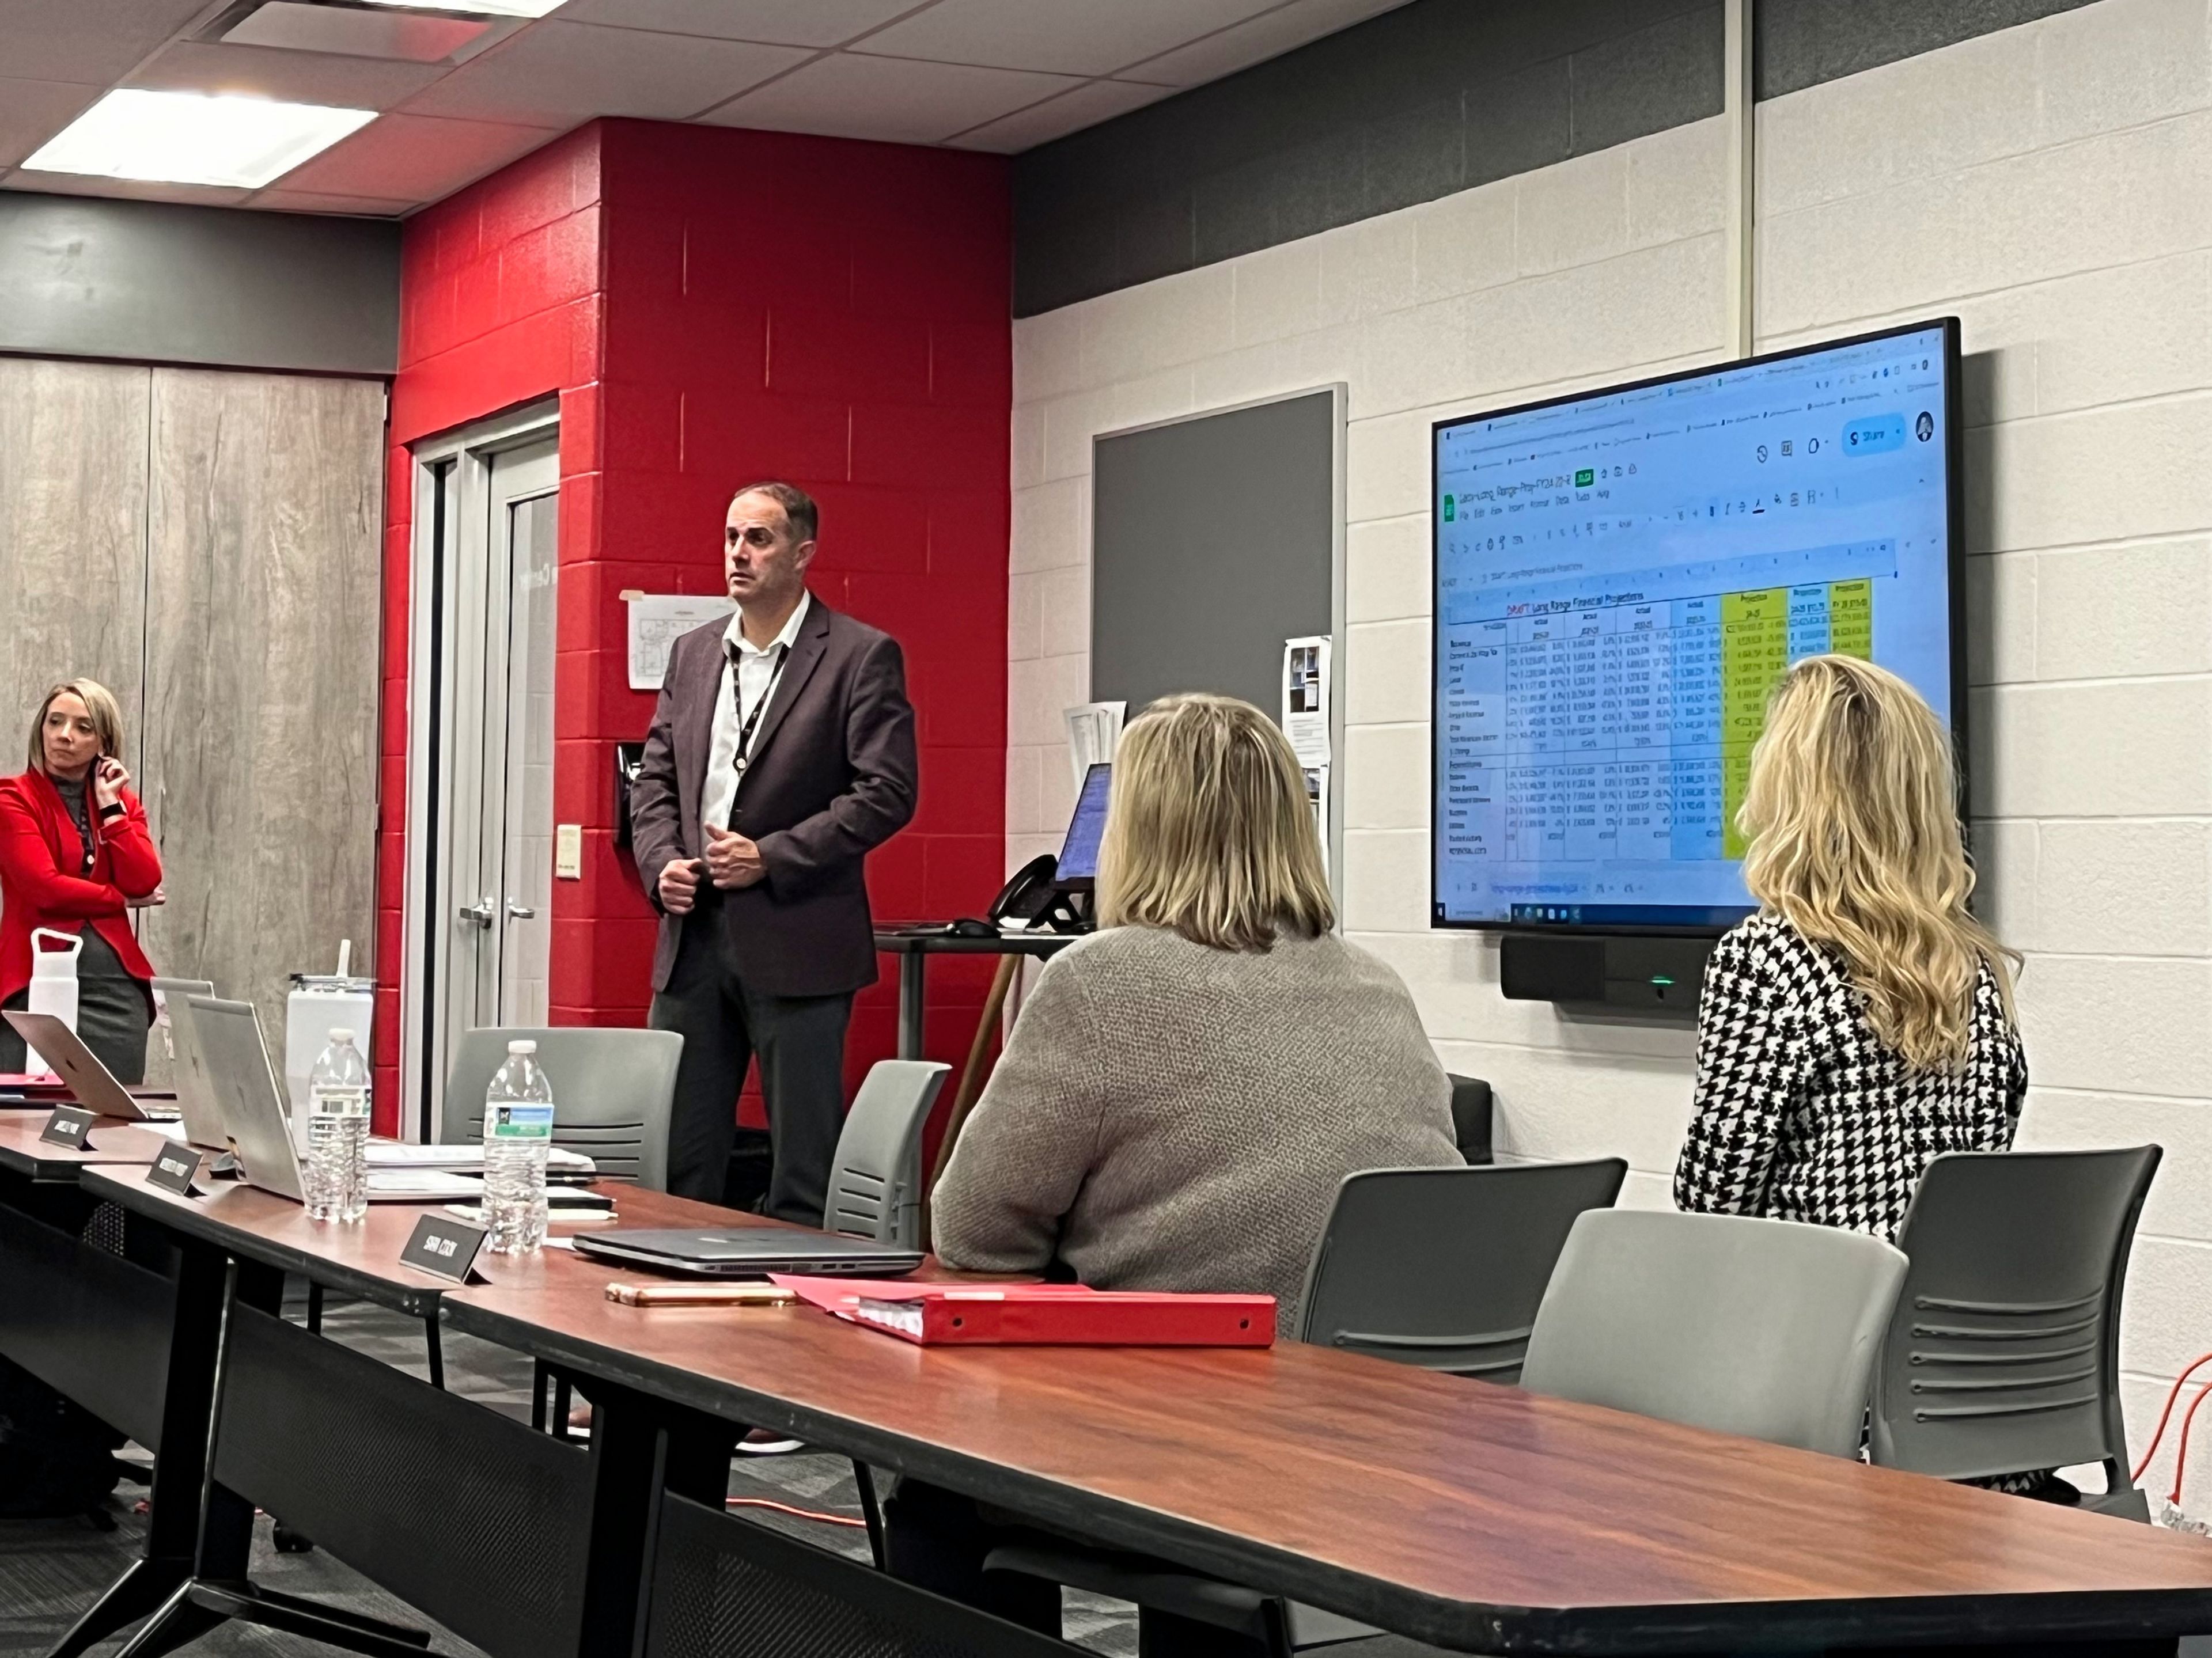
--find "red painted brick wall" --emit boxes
[378,117,1010,1138]
[379,126,605,1132]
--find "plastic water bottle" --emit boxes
[483,1039,555,1253]
[304,1029,370,1224]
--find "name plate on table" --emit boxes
[146,1145,205,1197]
[39,1106,98,1148]
[401,1214,489,1284]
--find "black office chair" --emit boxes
[1869,1145,2162,1518]
[983,1159,1629,1657]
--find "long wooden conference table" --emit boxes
[6,1110,2212,1658]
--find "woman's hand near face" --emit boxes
[92,757,129,812]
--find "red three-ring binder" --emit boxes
[771,1276,1277,1347]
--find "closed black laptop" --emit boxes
[573,1228,924,1278]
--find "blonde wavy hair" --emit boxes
[1096,693,1333,953]
[26,679,126,774]
[1738,655,2015,1071]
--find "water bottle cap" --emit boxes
[508,1039,536,1054]
[328,1027,355,1043]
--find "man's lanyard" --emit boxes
[726,641,791,778]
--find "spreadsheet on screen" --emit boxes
[1430,323,1956,929]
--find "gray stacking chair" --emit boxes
[827,1058,949,1568]
[825,1059,950,1248]
[1300,1159,1627,1383]
[439,1026,684,1189]
[986,1160,1629,1656]
[1521,1208,1907,1458]
[1870,1146,2161,1518]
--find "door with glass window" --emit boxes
[402,411,566,1140]
[456,442,557,1039]
[449,441,558,1042]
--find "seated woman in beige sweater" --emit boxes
[897,695,1459,1632]
[931,691,1460,1333]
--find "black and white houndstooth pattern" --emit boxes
[1673,911,2026,1243]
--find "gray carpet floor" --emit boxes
[0,1292,1139,1657]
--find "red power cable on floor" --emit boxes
[2173,1382,2212,1508]
[2131,1350,2212,1488]
[726,1496,868,1530]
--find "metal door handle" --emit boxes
[459,899,496,928]
[506,900,537,920]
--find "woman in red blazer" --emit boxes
[0,679,164,1083]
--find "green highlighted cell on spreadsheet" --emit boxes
[1718,578,1874,855]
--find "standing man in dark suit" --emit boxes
[630,481,917,1218]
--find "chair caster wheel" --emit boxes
[273,1524,316,1553]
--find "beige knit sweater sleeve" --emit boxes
[930,950,1109,1273]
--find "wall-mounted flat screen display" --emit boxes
[1430,319,1964,932]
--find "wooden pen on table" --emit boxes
[605,1282,797,1307]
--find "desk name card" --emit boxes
[146,1145,204,1197]
[401,1214,489,1284]
[39,1106,97,1148]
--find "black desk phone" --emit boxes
[929,855,1087,937]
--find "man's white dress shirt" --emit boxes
[701,590,809,833]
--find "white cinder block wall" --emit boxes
[1008,0,2212,1496]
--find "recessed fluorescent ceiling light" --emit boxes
[24,89,375,189]
[354,0,566,15]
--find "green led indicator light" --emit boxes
[1650,975,1675,986]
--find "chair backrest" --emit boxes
[1297,1159,1626,1380]
[1870,1145,2161,1486]
[440,1027,684,1192]
[1521,1209,1907,1458]
[825,1060,950,1247]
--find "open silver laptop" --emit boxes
[184,995,479,1205]
[149,976,214,1072]
[1,1011,174,1121]
[164,995,237,1154]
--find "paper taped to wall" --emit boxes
[626,592,736,690]
[1281,636,1331,767]
[1065,702,1125,790]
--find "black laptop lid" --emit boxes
[573,1228,923,1275]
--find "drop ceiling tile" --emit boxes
[2,171,252,208]
[553,0,921,47]
[276,112,563,206]
[857,0,1279,77]
[0,0,211,84]
[251,187,414,217]
[0,77,102,170]
[221,3,496,65]
[699,52,1081,144]
[131,41,446,111]
[399,20,810,126]
[1122,0,1414,86]
[946,77,1175,153]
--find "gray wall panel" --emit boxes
[0,356,150,771]
[1755,0,2097,100]
[138,369,384,1044]
[1092,391,1336,719]
[0,193,399,375]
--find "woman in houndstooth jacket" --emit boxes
[1675,654,2025,1239]
[1675,656,2050,1496]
